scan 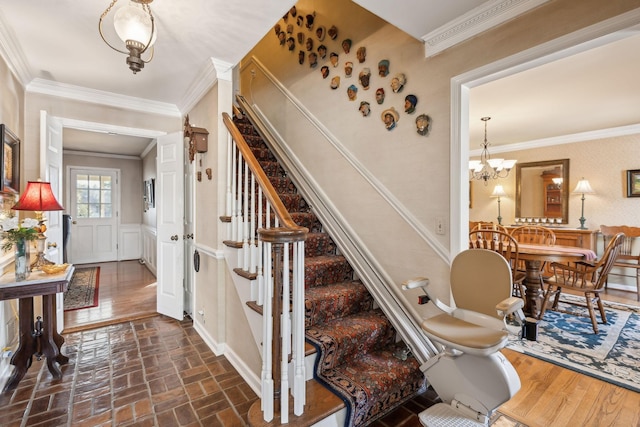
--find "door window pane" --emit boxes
[75,173,114,219]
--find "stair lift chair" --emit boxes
[403,249,525,426]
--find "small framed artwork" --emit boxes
[626,169,640,197]
[0,124,20,194]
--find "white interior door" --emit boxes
[156,132,185,320]
[184,143,195,317]
[39,111,65,332]
[67,168,119,264]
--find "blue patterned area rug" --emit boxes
[507,294,640,392]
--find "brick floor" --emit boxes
[0,316,257,427]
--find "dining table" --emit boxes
[512,243,597,319]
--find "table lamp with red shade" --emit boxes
[11,180,64,270]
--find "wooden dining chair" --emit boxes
[540,232,624,333]
[600,225,640,301]
[470,222,509,234]
[510,225,557,291]
[469,230,525,298]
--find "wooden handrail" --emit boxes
[222,112,307,236]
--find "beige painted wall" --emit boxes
[23,92,180,185]
[63,154,144,224]
[470,133,640,231]
[241,0,640,313]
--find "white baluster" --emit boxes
[230,143,238,241]
[226,134,232,218]
[261,241,274,421]
[250,174,257,274]
[242,161,250,270]
[292,240,306,414]
[257,187,264,306]
[281,242,290,423]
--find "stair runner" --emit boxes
[233,114,426,426]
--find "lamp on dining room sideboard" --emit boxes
[11,181,64,270]
[490,185,507,225]
[572,178,594,230]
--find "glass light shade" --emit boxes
[469,160,481,171]
[573,179,595,195]
[487,158,504,169]
[501,159,517,170]
[114,1,157,47]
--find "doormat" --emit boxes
[64,267,100,311]
[507,294,640,393]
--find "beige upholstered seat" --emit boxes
[415,248,524,355]
[541,233,624,333]
[600,225,640,301]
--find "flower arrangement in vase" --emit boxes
[0,217,40,281]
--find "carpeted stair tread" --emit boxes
[304,255,353,288]
[268,176,297,194]
[290,212,322,232]
[319,344,426,427]
[305,281,373,327]
[306,310,396,371]
[304,232,336,257]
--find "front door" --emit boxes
[68,168,119,264]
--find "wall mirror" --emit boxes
[516,159,570,224]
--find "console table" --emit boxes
[0,265,74,392]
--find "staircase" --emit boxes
[229,113,426,426]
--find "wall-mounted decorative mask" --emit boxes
[381,107,399,131]
[404,94,418,114]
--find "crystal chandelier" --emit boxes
[469,117,516,185]
[99,0,157,74]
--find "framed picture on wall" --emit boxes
[0,124,20,194]
[626,169,640,197]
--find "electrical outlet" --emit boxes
[435,217,446,235]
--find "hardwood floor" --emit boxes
[63,260,158,333]
[59,261,639,426]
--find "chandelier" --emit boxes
[469,117,516,185]
[99,0,157,74]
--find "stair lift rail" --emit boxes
[223,112,308,423]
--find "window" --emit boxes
[75,174,112,218]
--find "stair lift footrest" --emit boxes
[419,402,487,427]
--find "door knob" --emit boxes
[47,242,57,248]
[72,221,77,224]
[170,235,179,241]
[187,233,194,239]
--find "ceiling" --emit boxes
[0,1,638,157]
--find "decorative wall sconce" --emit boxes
[99,0,157,74]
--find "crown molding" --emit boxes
[469,123,640,156]
[178,58,234,114]
[423,0,550,58]
[0,9,32,86]
[63,149,141,160]
[26,78,181,117]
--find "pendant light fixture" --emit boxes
[469,117,517,185]
[99,0,157,74]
